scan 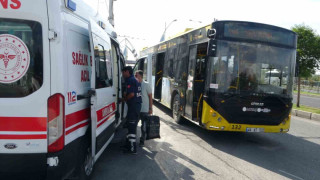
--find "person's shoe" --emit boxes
[139,140,144,147]
[123,149,137,155]
[123,142,137,154]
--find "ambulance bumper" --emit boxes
[0,153,47,180]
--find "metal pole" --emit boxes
[108,0,115,26]
[160,19,177,42]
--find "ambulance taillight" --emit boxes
[48,94,65,153]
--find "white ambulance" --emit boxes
[0,0,127,179]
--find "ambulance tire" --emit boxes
[78,144,94,180]
[77,133,94,180]
[173,95,185,124]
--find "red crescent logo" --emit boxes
[0,34,30,83]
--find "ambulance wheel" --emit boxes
[78,146,94,180]
[173,95,184,124]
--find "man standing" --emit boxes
[121,66,142,154]
[135,70,153,147]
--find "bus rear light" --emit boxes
[48,94,65,153]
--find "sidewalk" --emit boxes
[292,109,320,122]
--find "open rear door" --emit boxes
[88,20,117,162]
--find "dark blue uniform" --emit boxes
[125,75,141,153]
[126,75,142,106]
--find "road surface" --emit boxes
[293,94,320,108]
[91,103,320,180]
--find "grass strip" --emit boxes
[293,104,320,114]
[293,90,320,97]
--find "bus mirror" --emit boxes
[207,29,216,39]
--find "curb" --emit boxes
[292,109,320,122]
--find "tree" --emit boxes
[292,24,320,107]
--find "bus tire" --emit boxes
[173,95,184,124]
[78,144,94,180]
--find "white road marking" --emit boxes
[279,170,304,180]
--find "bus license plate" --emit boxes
[246,128,264,132]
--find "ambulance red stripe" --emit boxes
[0,117,46,131]
[0,134,47,139]
[65,108,90,128]
[66,121,89,135]
[97,112,115,128]
[96,102,116,123]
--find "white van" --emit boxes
[0,0,126,179]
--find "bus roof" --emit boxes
[140,20,297,55]
[141,24,211,53]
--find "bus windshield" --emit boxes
[209,40,296,97]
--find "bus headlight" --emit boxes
[218,117,222,122]
[212,113,216,117]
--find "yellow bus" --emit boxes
[135,21,297,133]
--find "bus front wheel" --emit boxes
[173,95,184,124]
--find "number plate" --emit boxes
[246,128,264,132]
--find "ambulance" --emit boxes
[0,0,127,179]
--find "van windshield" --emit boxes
[0,18,43,97]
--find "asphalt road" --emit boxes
[293,94,320,108]
[91,103,320,180]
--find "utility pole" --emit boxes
[108,0,115,27]
[160,19,177,42]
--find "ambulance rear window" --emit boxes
[0,18,43,97]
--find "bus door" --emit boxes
[185,45,197,120]
[154,53,165,100]
[187,43,208,121]
[89,20,117,162]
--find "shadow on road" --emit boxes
[91,109,215,180]
[153,101,320,180]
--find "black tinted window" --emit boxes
[93,36,113,89]
[0,18,43,97]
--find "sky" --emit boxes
[84,0,320,61]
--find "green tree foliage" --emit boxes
[291,24,320,107]
[309,74,320,81]
[292,25,320,78]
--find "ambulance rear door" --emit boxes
[0,0,51,176]
[88,19,117,162]
[0,0,50,153]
